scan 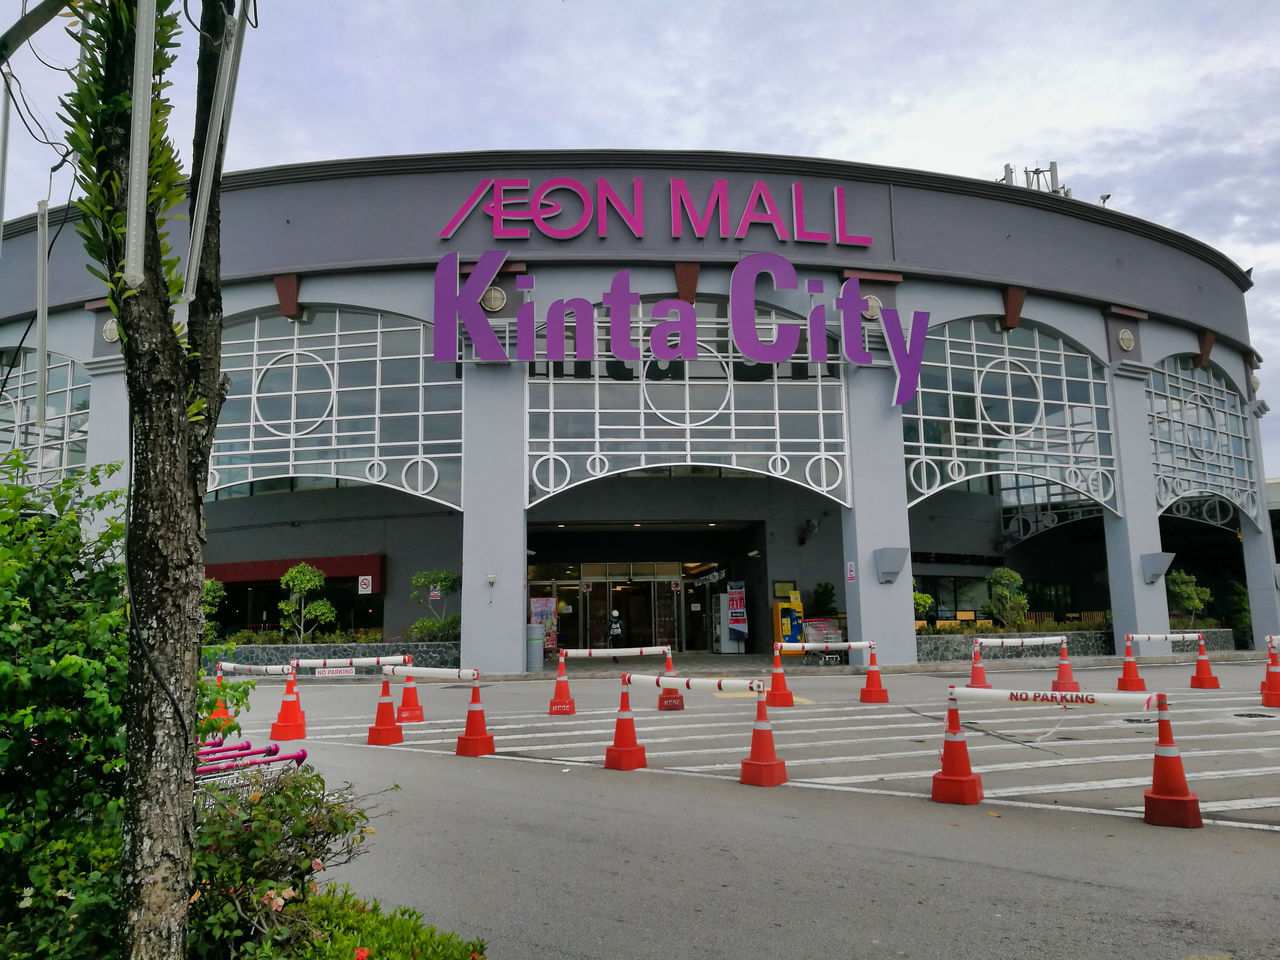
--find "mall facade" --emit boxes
[2,150,1276,673]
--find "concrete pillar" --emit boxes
[459,362,527,674]
[841,365,917,664]
[1241,403,1280,649]
[84,353,130,492]
[1103,362,1171,653]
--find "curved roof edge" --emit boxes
[0,148,1254,292]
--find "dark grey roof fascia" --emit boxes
[0,148,1253,292]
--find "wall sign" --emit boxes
[357,575,373,595]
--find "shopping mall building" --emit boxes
[2,150,1277,673]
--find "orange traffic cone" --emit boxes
[366,679,403,746]
[396,673,425,722]
[1260,637,1279,700]
[1262,638,1280,708]
[965,640,991,689]
[931,688,983,804]
[270,672,307,741]
[657,646,684,711]
[1050,638,1081,693]
[603,681,647,770]
[1188,634,1220,690]
[209,664,234,726]
[455,677,495,757]
[740,691,788,786]
[1143,693,1202,828]
[1117,635,1146,691]
[765,644,794,708]
[548,650,576,715]
[859,642,890,703]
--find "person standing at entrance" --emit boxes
[609,609,624,662]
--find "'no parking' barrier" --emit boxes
[932,685,1201,828]
[966,636,1067,690]
[767,641,890,705]
[609,674,786,786]
[373,666,493,756]
[550,645,684,713]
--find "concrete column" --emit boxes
[841,365,917,664]
[1103,362,1171,653]
[459,361,527,674]
[84,353,130,492]
[1241,403,1280,649]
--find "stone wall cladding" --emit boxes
[913,629,1232,663]
[204,641,461,675]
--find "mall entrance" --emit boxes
[526,562,733,653]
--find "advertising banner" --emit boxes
[529,596,558,648]
[727,581,748,648]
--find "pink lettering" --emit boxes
[670,178,730,238]
[834,186,872,247]
[485,179,532,239]
[792,183,831,243]
[597,177,644,238]
[439,179,494,239]
[531,178,593,240]
[734,180,790,240]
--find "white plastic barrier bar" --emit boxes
[292,655,412,669]
[561,646,670,658]
[382,665,479,682]
[776,642,872,653]
[973,636,1064,648]
[949,685,1156,710]
[624,673,764,693]
[217,661,294,676]
[1126,633,1201,643]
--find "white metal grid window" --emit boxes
[526,298,848,507]
[1147,356,1257,522]
[902,318,1116,509]
[210,307,462,507]
[0,347,90,483]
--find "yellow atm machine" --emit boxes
[772,591,804,650]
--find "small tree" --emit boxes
[809,581,838,617]
[201,578,226,645]
[411,569,463,620]
[985,566,1029,630]
[1166,568,1212,625]
[912,578,934,619]
[278,563,336,641]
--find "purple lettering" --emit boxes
[433,251,509,362]
[602,270,641,361]
[648,299,698,360]
[806,279,829,363]
[670,178,730,239]
[834,186,872,247]
[734,180,790,241]
[729,253,801,363]
[792,183,831,243]
[597,177,644,238]
[835,277,873,364]
[532,178,593,240]
[880,307,930,404]
[544,298,597,360]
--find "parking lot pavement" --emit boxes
[234,659,1280,832]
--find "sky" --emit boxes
[4,0,1280,470]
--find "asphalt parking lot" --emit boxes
[226,656,1280,959]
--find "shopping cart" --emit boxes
[801,619,846,665]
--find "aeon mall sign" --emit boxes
[432,175,929,404]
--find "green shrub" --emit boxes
[227,629,285,646]
[188,766,374,960]
[984,566,1029,629]
[287,886,486,959]
[0,454,128,960]
[279,564,337,641]
[403,615,461,643]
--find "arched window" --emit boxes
[526,297,847,506]
[903,318,1116,511]
[0,347,91,482]
[210,307,462,507]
